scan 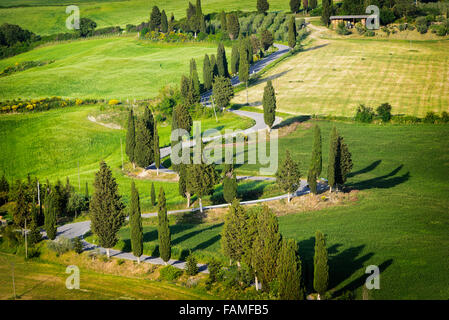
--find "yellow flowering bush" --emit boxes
[108,99,120,105]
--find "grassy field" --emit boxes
[0,105,255,210]
[0,0,292,35]
[0,37,224,100]
[102,120,449,299]
[232,38,449,117]
[0,251,212,300]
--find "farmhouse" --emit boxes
[330,15,376,29]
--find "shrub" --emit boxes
[108,99,120,105]
[355,105,375,123]
[376,103,392,122]
[159,265,183,281]
[364,30,375,37]
[73,237,83,254]
[47,236,74,256]
[355,22,366,35]
[415,17,428,34]
[423,111,440,124]
[185,253,199,276]
[441,111,449,123]
[207,259,222,283]
[336,22,351,35]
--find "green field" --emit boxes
[104,120,449,299]
[233,38,449,117]
[0,0,291,35]
[0,37,224,100]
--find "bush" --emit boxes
[73,237,83,254]
[185,253,199,276]
[441,111,449,123]
[336,22,351,35]
[207,259,223,283]
[423,111,440,124]
[355,22,366,35]
[415,17,428,34]
[364,30,375,37]
[47,236,74,256]
[376,103,392,122]
[159,265,183,281]
[355,105,375,123]
[108,99,120,105]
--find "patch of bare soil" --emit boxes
[127,168,179,182]
[87,115,122,130]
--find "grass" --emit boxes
[232,38,449,117]
[0,250,212,300]
[0,0,292,35]
[0,105,255,211]
[99,120,449,299]
[0,37,224,100]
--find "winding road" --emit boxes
[63,42,325,272]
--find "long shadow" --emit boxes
[250,69,292,87]
[170,223,223,247]
[302,43,329,52]
[347,160,382,178]
[273,115,311,129]
[192,234,221,251]
[237,180,269,201]
[347,165,410,190]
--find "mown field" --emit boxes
[0,37,224,100]
[0,105,257,210]
[104,120,449,299]
[233,38,449,117]
[0,0,292,35]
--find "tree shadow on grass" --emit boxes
[347,164,410,191]
[192,234,221,251]
[170,223,223,247]
[347,160,382,178]
[272,115,311,130]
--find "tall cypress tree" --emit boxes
[311,125,322,177]
[226,13,240,40]
[161,10,168,33]
[179,163,194,208]
[195,0,206,34]
[157,187,171,264]
[190,58,201,96]
[337,136,353,187]
[210,54,219,79]
[231,43,240,75]
[321,0,332,27]
[245,37,254,64]
[154,120,161,175]
[277,238,305,300]
[223,172,238,203]
[29,200,42,245]
[90,161,125,258]
[239,39,250,105]
[288,16,297,49]
[129,181,143,263]
[221,199,247,264]
[13,182,29,230]
[44,190,57,240]
[217,42,229,78]
[180,74,190,102]
[314,230,329,299]
[327,126,338,192]
[126,108,136,168]
[290,0,301,13]
[150,182,156,206]
[150,5,162,31]
[276,150,301,202]
[220,11,227,32]
[135,107,154,168]
[203,54,212,91]
[263,80,276,130]
[257,0,270,14]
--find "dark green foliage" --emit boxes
[78,18,97,37]
[180,75,190,101]
[189,163,217,211]
[28,202,42,245]
[376,103,392,122]
[310,125,322,177]
[190,59,201,96]
[203,54,212,91]
[154,120,160,172]
[73,237,83,254]
[221,199,247,262]
[158,187,171,263]
[0,23,36,47]
[174,103,193,134]
[207,259,222,283]
[327,126,338,190]
[308,169,318,194]
[161,10,168,33]
[336,22,351,35]
[230,43,240,75]
[129,181,143,261]
[314,231,329,298]
[223,172,238,203]
[423,111,440,124]
[135,107,155,168]
[90,161,125,250]
[277,238,305,300]
[260,30,274,51]
[186,253,199,275]
[210,54,219,79]
[217,42,229,78]
[257,0,270,14]
[13,183,29,229]
[263,80,276,129]
[125,108,136,165]
[238,39,250,91]
[327,126,353,190]
[288,16,297,49]
[415,16,428,34]
[276,150,301,201]
[338,137,353,186]
[290,0,301,13]
[84,182,89,201]
[44,191,57,240]
[220,11,227,32]
[0,174,9,205]
[226,13,240,40]
[150,6,162,31]
[196,0,206,33]
[251,206,281,291]
[309,0,317,10]
[321,0,332,26]
[355,104,375,123]
[151,182,156,206]
[212,76,234,110]
[159,265,183,280]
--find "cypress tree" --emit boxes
[175,103,193,134]
[129,181,143,263]
[168,13,175,32]
[151,182,156,206]
[154,120,161,175]
[321,0,332,27]
[195,0,206,34]
[239,39,250,104]
[186,77,200,105]
[263,80,276,130]
[221,199,247,264]
[212,76,234,110]
[223,172,238,203]
[186,252,199,275]
[309,0,317,9]
[44,190,57,240]
[288,16,297,49]
[327,126,338,192]
[178,164,194,208]
[251,205,281,291]
[314,230,329,299]
[276,150,301,202]
[277,238,305,300]
[226,13,240,40]
[161,10,168,33]
[217,42,229,78]
[90,161,125,258]
[150,5,162,31]
[336,135,353,187]
[125,108,136,168]
[231,43,240,75]
[257,0,270,14]
[84,181,89,201]
[303,0,309,13]
[220,11,227,32]
[29,200,42,245]
[203,54,212,91]
[308,169,318,194]
[190,58,201,96]
[245,37,254,64]
[157,187,171,264]
[180,75,190,102]
[210,54,219,79]
[13,183,29,230]
[134,107,154,168]
[290,0,301,13]
[310,125,322,177]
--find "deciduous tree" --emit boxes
[257,0,270,14]
[276,150,301,202]
[212,76,234,110]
